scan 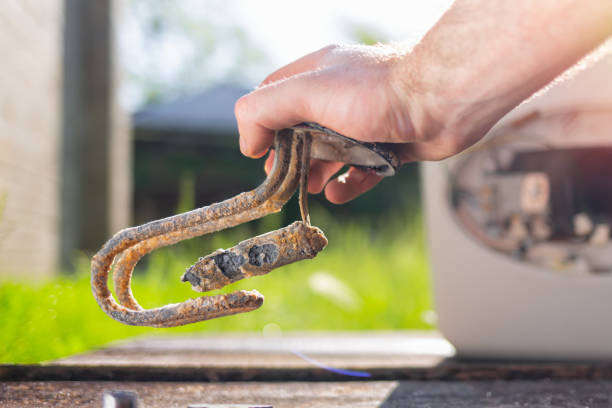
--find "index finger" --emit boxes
[235,70,323,158]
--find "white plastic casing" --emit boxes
[423,51,612,359]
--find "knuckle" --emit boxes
[261,73,275,85]
[234,95,251,120]
[318,43,343,59]
[321,43,340,52]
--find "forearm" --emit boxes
[401,0,612,146]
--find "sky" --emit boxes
[118,0,454,111]
[230,0,454,68]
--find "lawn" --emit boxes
[0,206,433,363]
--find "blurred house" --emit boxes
[0,1,130,277]
[132,84,266,224]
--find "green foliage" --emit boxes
[0,209,432,364]
[175,170,196,214]
[345,23,388,45]
[123,0,269,108]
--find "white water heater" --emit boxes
[423,52,612,359]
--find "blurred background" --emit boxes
[0,0,454,363]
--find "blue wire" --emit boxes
[291,350,372,378]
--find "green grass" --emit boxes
[0,207,432,363]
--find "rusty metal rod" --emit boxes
[110,130,300,312]
[91,130,325,327]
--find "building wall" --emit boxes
[0,0,132,277]
[0,1,62,278]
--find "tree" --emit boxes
[119,0,268,109]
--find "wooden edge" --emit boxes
[3,360,612,383]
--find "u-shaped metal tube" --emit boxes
[91,130,326,327]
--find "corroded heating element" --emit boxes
[91,123,399,328]
[183,221,328,292]
[91,130,322,327]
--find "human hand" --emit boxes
[235,43,487,203]
[235,44,431,204]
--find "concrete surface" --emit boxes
[3,331,612,406]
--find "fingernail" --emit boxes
[239,137,249,156]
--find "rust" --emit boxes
[91,129,328,327]
[182,221,327,292]
[299,131,312,225]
